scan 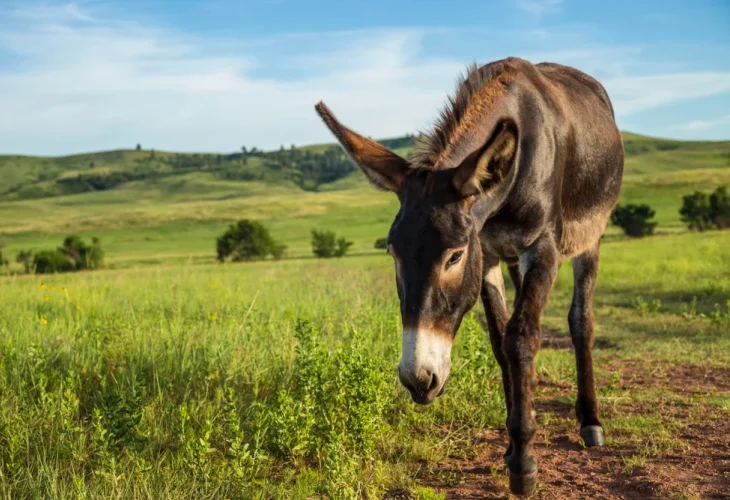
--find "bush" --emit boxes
[17,236,104,274]
[680,191,712,231]
[216,220,283,262]
[60,235,104,270]
[611,204,657,237]
[374,238,387,250]
[311,230,353,258]
[16,249,33,273]
[33,249,75,274]
[710,185,730,229]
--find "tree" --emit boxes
[33,250,74,274]
[0,244,8,273]
[374,238,388,250]
[709,185,730,229]
[136,143,142,151]
[680,191,712,231]
[216,220,281,262]
[611,204,657,237]
[311,229,353,258]
[16,250,33,273]
[335,237,353,257]
[59,235,104,270]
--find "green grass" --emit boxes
[0,230,728,498]
[1,132,728,268]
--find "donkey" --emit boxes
[315,57,623,496]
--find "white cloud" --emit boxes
[515,0,564,17]
[0,2,729,155]
[671,114,730,132]
[0,5,463,154]
[605,73,730,118]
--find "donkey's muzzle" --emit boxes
[398,327,452,405]
[398,365,444,404]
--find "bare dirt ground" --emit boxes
[402,353,730,499]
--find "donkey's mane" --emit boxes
[412,58,521,169]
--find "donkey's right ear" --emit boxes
[315,101,409,192]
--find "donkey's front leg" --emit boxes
[480,254,512,457]
[503,240,558,496]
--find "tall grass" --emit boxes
[0,231,728,497]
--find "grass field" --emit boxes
[0,132,729,497]
[0,230,728,498]
[1,132,729,267]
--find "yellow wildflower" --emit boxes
[43,296,49,301]
[208,313,217,321]
[212,282,218,288]
[39,283,46,290]
[76,304,81,310]
[40,317,48,325]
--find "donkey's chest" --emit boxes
[479,218,544,262]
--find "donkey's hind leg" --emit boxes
[569,243,604,446]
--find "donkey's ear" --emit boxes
[452,120,517,197]
[315,101,409,192]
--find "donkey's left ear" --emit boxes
[452,120,518,197]
[315,101,410,192]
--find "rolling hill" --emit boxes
[1,132,728,268]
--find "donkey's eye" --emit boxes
[446,250,464,269]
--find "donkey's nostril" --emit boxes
[427,372,439,393]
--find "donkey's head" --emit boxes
[315,101,516,404]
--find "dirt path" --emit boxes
[416,360,730,499]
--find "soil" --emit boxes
[396,355,730,499]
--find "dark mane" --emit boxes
[412,57,522,169]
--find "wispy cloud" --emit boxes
[671,114,730,132]
[0,2,729,155]
[515,0,564,17]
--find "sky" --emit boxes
[0,0,729,156]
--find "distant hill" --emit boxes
[0,132,728,267]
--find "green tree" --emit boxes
[709,185,730,229]
[16,250,34,274]
[611,204,658,237]
[136,143,142,151]
[311,230,353,258]
[374,238,388,250]
[335,237,353,257]
[680,191,712,231]
[60,235,104,270]
[33,249,74,274]
[216,220,280,262]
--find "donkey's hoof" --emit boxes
[580,425,604,447]
[509,470,538,496]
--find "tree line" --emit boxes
[2,235,104,275]
[215,220,354,262]
[611,185,730,237]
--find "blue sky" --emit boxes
[0,0,729,155]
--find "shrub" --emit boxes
[710,185,730,229]
[16,249,33,273]
[33,249,75,274]
[18,236,104,274]
[680,191,712,231]
[60,235,104,270]
[216,220,282,262]
[611,204,657,237]
[374,238,387,250]
[311,230,353,258]
[0,241,8,272]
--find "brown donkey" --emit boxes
[315,57,623,496]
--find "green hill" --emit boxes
[0,132,728,268]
